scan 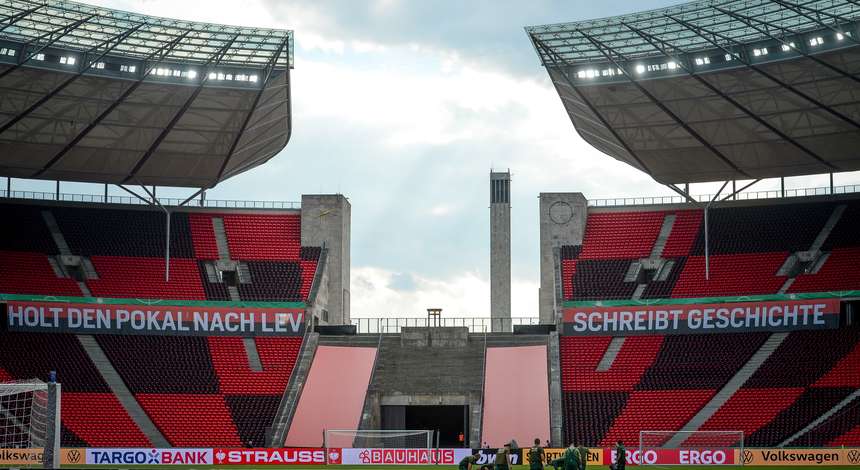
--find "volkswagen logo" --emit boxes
[742,450,753,465]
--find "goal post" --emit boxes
[638,430,744,466]
[0,379,61,470]
[324,429,433,449]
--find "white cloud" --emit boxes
[351,266,537,317]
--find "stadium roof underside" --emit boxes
[527,0,860,184]
[0,0,294,188]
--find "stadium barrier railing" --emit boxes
[587,184,860,207]
[351,316,541,333]
[0,189,300,209]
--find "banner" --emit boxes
[0,448,43,466]
[563,299,840,336]
[340,448,473,465]
[604,448,738,466]
[474,448,523,466]
[6,301,304,336]
[741,448,860,466]
[213,448,326,465]
[62,448,86,465]
[86,448,213,465]
[532,448,603,466]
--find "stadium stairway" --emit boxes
[664,332,789,447]
[76,335,169,447]
[270,332,319,446]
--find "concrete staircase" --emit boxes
[650,213,676,258]
[41,211,72,256]
[597,337,626,371]
[665,332,789,447]
[242,337,263,372]
[77,335,169,447]
[547,332,563,447]
[212,218,231,260]
[270,332,319,446]
[780,389,860,447]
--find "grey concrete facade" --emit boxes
[538,193,588,324]
[490,172,511,332]
[301,194,351,325]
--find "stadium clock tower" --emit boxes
[490,170,511,331]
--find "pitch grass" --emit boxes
[61,465,858,469]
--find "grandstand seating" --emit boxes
[0,332,150,446]
[0,202,320,302]
[560,197,860,301]
[96,334,302,447]
[559,329,860,446]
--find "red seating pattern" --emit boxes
[830,425,860,446]
[789,247,860,294]
[661,209,702,258]
[814,343,860,388]
[695,387,805,444]
[188,214,220,260]
[602,389,714,446]
[578,211,664,260]
[560,336,663,392]
[62,392,151,446]
[561,260,576,300]
[223,214,302,261]
[208,337,301,394]
[87,256,206,300]
[0,251,82,296]
[137,394,242,447]
[671,252,786,298]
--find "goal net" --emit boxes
[0,380,61,469]
[639,430,744,466]
[324,429,433,449]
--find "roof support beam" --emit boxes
[0,15,94,81]
[115,184,153,205]
[122,33,240,184]
[715,7,860,84]
[0,22,146,135]
[768,0,860,44]
[214,35,290,185]
[531,36,655,178]
[32,31,191,178]
[0,5,43,33]
[720,179,761,202]
[665,183,697,204]
[579,30,751,178]
[667,15,860,131]
[622,22,838,173]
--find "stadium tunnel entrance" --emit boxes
[382,405,469,447]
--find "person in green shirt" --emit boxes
[614,441,626,470]
[527,438,545,470]
[459,452,481,470]
[564,444,581,470]
[578,444,589,470]
[495,443,512,470]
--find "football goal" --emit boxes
[0,379,61,469]
[324,429,434,449]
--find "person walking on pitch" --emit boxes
[495,443,513,470]
[578,444,589,470]
[527,438,545,470]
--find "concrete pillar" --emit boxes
[538,193,588,324]
[301,194,351,325]
[490,171,511,332]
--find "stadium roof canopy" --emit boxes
[0,0,294,188]
[526,0,860,185]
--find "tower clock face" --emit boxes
[549,201,574,225]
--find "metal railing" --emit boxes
[587,184,860,207]
[351,316,541,334]
[0,189,300,209]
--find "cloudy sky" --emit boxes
[14,0,860,318]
